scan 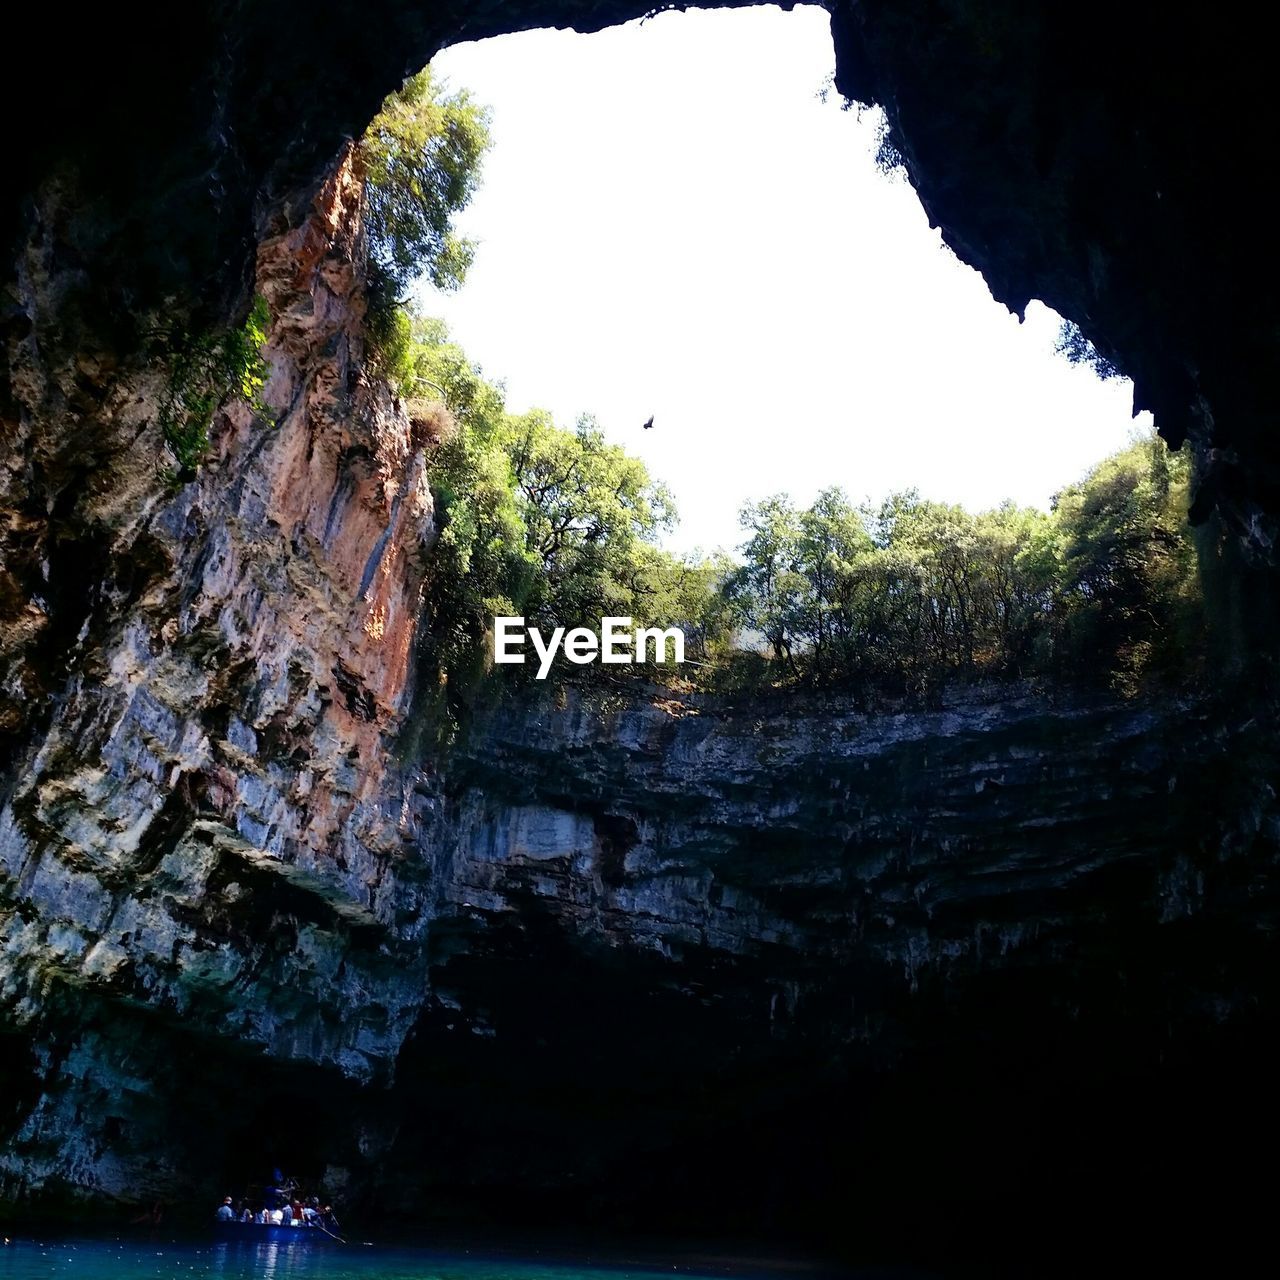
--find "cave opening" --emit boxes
[200,1057,371,1212]
[418,4,1152,558]
[335,10,1277,1251]
[368,2,1240,718]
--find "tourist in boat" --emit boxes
[239,1205,253,1223]
[214,1197,234,1222]
[254,1206,267,1224]
[264,1172,288,1212]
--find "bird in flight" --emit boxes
[642,415,655,430]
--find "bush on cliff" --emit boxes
[155,294,270,476]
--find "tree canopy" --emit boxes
[358,67,491,298]
[390,313,712,719]
[720,436,1202,697]
[353,66,1208,718]
[392,306,1204,721]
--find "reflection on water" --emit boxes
[1,1236,806,1280]
[210,1240,297,1278]
[4,1236,348,1279]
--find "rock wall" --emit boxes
[0,148,445,1206]
[442,690,1211,991]
[388,688,1280,1235]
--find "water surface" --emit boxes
[0,1237,818,1280]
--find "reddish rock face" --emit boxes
[232,144,433,747]
[0,142,443,1202]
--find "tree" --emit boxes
[392,319,713,717]
[503,412,676,626]
[359,67,492,298]
[728,496,806,671]
[794,487,873,678]
[1054,319,1122,381]
[1042,433,1199,688]
[718,435,1200,697]
[972,502,1050,667]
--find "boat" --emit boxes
[213,1219,341,1244]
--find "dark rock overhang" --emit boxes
[4,1,1278,547]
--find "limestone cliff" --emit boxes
[382,686,1279,1244]
[1,146,443,1203]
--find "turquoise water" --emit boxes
[0,1238,788,1280]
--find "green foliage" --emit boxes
[156,294,270,476]
[359,66,491,307]
[393,315,1200,712]
[503,411,676,622]
[398,314,708,726]
[364,288,416,388]
[722,434,1202,697]
[1055,319,1122,381]
[397,308,1201,713]
[1038,432,1200,689]
[871,112,908,177]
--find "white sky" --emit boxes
[417,3,1148,555]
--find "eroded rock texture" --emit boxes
[1,148,443,1204]
[378,688,1280,1247]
